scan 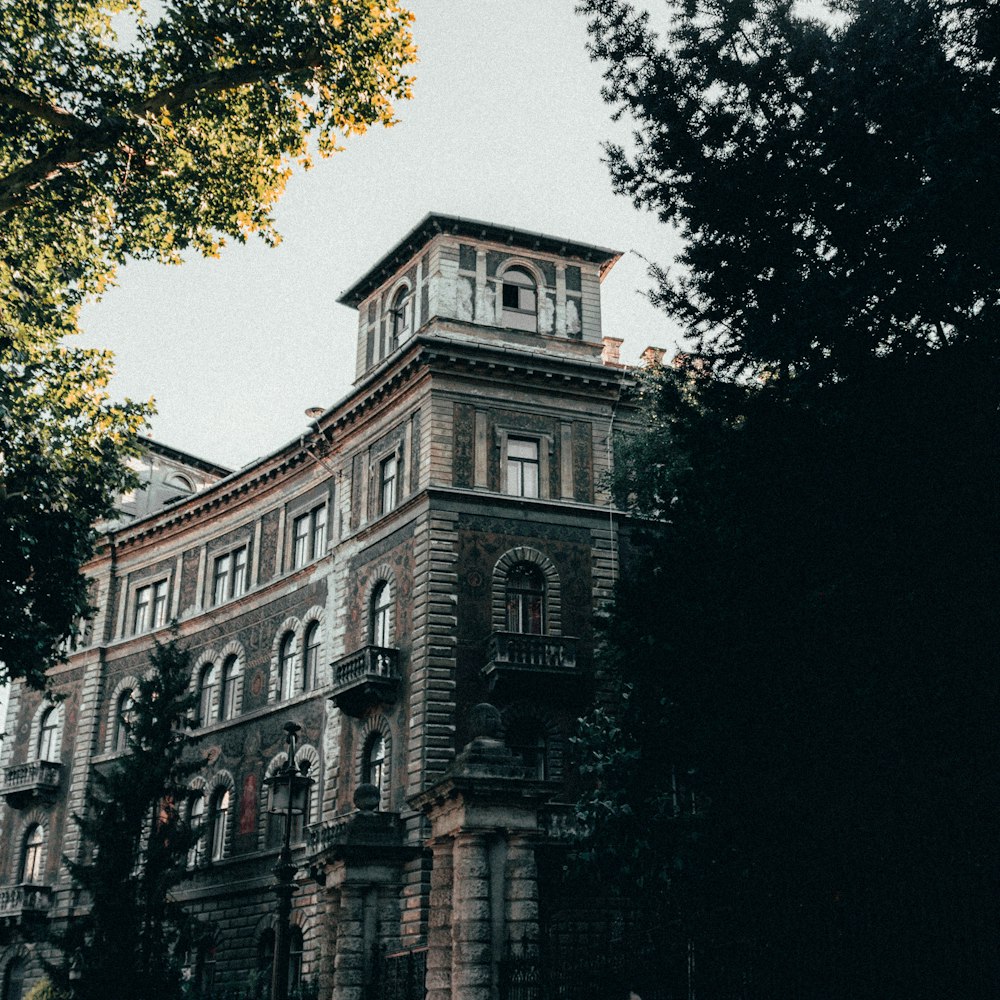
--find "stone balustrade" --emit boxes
[482,632,578,691]
[329,645,401,716]
[0,884,52,918]
[2,760,61,805]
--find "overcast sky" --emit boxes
[77,1,686,470]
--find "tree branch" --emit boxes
[0,84,94,134]
[0,50,326,214]
[134,50,323,118]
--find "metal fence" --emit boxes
[371,946,427,1000]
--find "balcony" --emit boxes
[329,645,401,717]
[482,632,579,694]
[2,760,61,807]
[0,884,52,922]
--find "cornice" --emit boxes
[100,331,632,555]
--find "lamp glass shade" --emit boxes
[266,769,314,816]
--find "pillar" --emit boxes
[425,837,453,1000]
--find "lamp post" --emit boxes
[264,721,314,1000]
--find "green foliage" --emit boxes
[0,0,415,350]
[26,980,70,1000]
[0,341,151,688]
[53,634,204,1000]
[0,0,414,688]
[581,0,1000,381]
[577,3,1000,996]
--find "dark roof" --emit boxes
[140,436,232,477]
[337,213,622,308]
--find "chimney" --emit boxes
[641,346,666,368]
[601,337,624,367]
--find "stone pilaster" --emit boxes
[333,884,365,1000]
[410,704,556,1000]
[505,833,540,955]
[451,832,492,1000]
[425,836,453,1000]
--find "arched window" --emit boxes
[501,266,538,332]
[289,926,305,992]
[196,663,216,728]
[506,563,545,634]
[115,689,135,752]
[209,789,230,861]
[371,582,392,648]
[3,958,25,1000]
[506,717,548,780]
[389,285,412,348]
[362,733,386,806]
[188,793,206,867]
[277,633,296,701]
[37,706,60,761]
[303,622,321,692]
[21,825,43,884]
[257,929,275,998]
[192,936,217,998]
[220,655,240,721]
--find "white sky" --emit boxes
[77,1,686,470]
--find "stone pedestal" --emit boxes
[410,704,554,1000]
[311,785,417,1000]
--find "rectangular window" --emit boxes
[134,579,169,633]
[380,455,398,514]
[311,505,327,559]
[506,438,540,498]
[211,556,229,606]
[292,513,310,568]
[212,547,248,605]
[292,505,328,568]
[231,546,247,598]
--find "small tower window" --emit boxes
[501,266,538,332]
[390,285,412,348]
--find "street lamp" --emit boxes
[264,721,314,1000]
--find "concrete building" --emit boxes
[0,215,637,1000]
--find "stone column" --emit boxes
[316,884,340,1000]
[410,705,552,1000]
[333,884,365,1000]
[451,832,493,1000]
[425,836,454,1000]
[505,833,540,957]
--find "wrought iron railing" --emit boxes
[0,884,52,917]
[2,759,61,796]
[371,946,427,1000]
[487,632,577,673]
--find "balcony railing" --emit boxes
[2,760,61,806]
[0,884,52,919]
[482,632,579,694]
[329,645,401,716]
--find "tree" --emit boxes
[575,3,1000,998]
[52,635,204,1000]
[0,343,150,689]
[0,0,415,687]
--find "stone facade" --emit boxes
[0,215,635,1000]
